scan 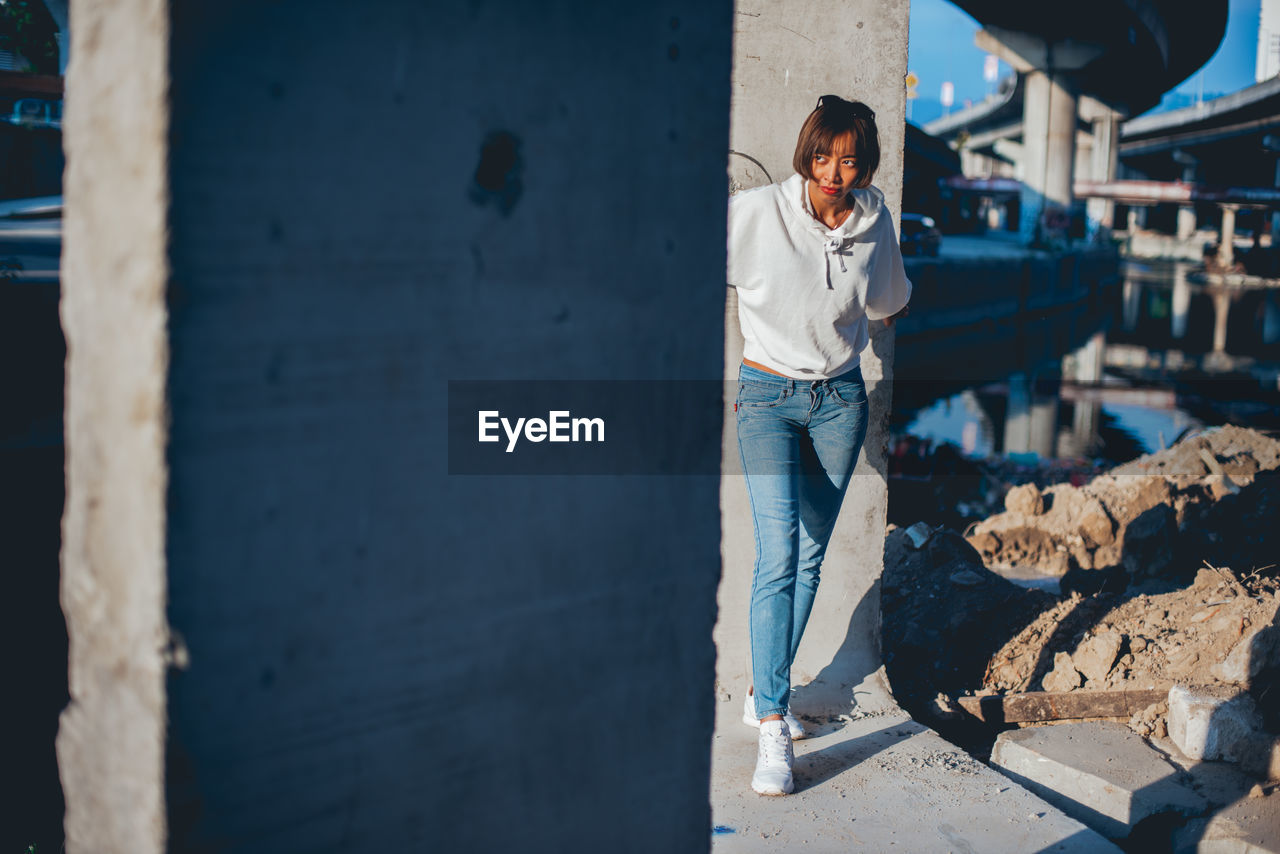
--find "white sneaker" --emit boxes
[742,692,807,739]
[751,719,795,796]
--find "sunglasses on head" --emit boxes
[817,95,875,121]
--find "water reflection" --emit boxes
[896,260,1280,468]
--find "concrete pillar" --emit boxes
[1212,289,1232,354]
[1068,330,1106,383]
[1029,389,1059,459]
[1172,265,1191,339]
[1019,70,1077,244]
[1122,276,1141,332]
[1004,372,1032,454]
[1177,206,1197,241]
[721,0,909,718]
[57,1,168,850]
[1263,292,1280,344]
[60,1,731,851]
[1220,204,1238,268]
[1085,112,1119,240]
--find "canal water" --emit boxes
[887,258,1280,530]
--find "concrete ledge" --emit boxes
[991,722,1207,839]
[1173,791,1280,854]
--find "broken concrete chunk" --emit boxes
[1042,652,1083,693]
[991,722,1207,840]
[904,521,933,549]
[1005,483,1045,516]
[1076,497,1115,547]
[1211,606,1280,687]
[1075,631,1123,683]
[1120,504,1176,577]
[1167,684,1265,763]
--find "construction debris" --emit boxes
[882,426,1280,778]
[966,425,1280,587]
[956,688,1168,724]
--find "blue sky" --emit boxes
[907,0,1262,125]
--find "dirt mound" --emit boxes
[984,567,1280,700]
[882,426,1280,755]
[881,525,1058,747]
[966,426,1280,584]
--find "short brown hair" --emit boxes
[792,95,880,188]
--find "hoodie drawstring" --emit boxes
[825,238,846,288]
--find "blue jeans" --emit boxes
[736,363,869,719]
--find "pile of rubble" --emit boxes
[966,425,1280,589]
[882,426,1280,768]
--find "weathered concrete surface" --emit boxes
[718,0,909,741]
[1169,685,1266,764]
[1174,791,1280,854]
[711,702,1120,852]
[712,4,1125,848]
[63,1,732,852]
[56,0,170,852]
[991,722,1208,840]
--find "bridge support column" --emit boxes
[1020,70,1077,244]
[1172,265,1192,339]
[1212,289,1233,355]
[1219,204,1238,268]
[1085,108,1119,240]
[1177,206,1197,241]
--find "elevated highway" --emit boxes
[925,2,1229,244]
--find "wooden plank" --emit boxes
[957,688,1170,723]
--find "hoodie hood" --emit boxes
[778,173,886,287]
[779,172,885,241]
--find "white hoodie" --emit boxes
[727,173,912,379]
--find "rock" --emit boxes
[1075,631,1123,683]
[1042,652,1083,693]
[1120,504,1176,577]
[927,529,985,568]
[1077,496,1115,547]
[949,569,985,587]
[1005,483,1045,516]
[904,521,933,549]
[1212,607,1280,687]
[1131,636,1148,654]
[1167,684,1264,763]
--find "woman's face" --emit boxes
[809,133,860,200]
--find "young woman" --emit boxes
[727,95,911,795]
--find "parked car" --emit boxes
[900,213,941,257]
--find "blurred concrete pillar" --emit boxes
[1177,206,1197,240]
[1122,275,1141,332]
[1263,291,1280,344]
[1175,153,1199,241]
[1220,204,1238,268]
[1019,70,1077,243]
[1172,265,1192,339]
[1212,289,1232,354]
[60,1,732,852]
[57,1,169,851]
[1068,330,1105,383]
[1084,105,1119,239]
[1004,372,1031,453]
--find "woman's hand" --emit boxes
[882,304,910,327]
